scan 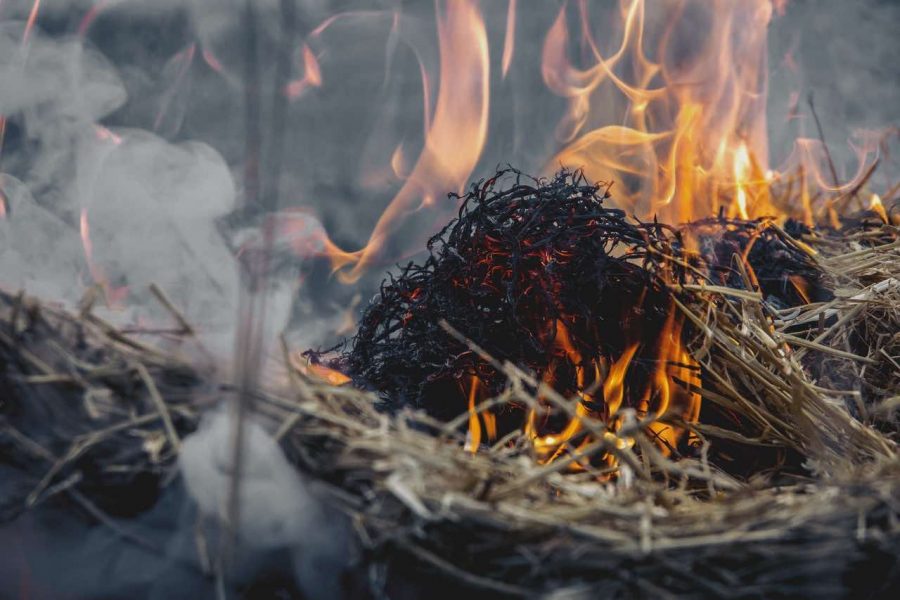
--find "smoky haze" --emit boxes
[0,0,896,351]
[0,0,895,353]
[0,0,897,598]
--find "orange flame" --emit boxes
[466,375,483,453]
[526,321,600,463]
[286,44,323,100]
[307,1,489,283]
[789,274,812,305]
[288,351,351,385]
[473,307,700,472]
[501,0,516,79]
[547,0,781,223]
[733,143,752,220]
[870,193,888,224]
[642,306,700,455]
[603,343,639,417]
[307,363,351,386]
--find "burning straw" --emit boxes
[2,171,899,596]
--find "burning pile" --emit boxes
[1,0,899,596]
[335,168,840,477]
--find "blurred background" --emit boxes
[0,0,897,355]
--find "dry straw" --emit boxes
[1,227,899,597]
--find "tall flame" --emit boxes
[547,0,781,223]
[733,142,753,220]
[319,0,490,283]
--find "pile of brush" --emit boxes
[331,170,850,476]
[1,170,899,597]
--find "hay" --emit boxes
[1,216,899,596]
[0,287,204,523]
[276,230,900,596]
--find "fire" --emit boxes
[293,0,490,283]
[307,363,351,386]
[469,311,698,474]
[390,144,408,179]
[285,44,323,100]
[642,306,701,455]
[289,351,351,386]
[279,0,886,291]
[23,0,41,45]
[501,0,516,79]
[870,193,888,224]
[733,143,753,220]
[79,208,128,307]
[544,0,849,224]
[789,274,812,305]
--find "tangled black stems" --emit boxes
[336,168,826,437]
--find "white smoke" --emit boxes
[0,22,241,332]
[179,408,354,599]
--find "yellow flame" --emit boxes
[733,143,752,219]
[603,343,639,417]
[870,193,888,223]
[546,0,783,222]
[466,375,482,453]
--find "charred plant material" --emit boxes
[683,215,832,309]
[339,169,834,472]
[342,170,695,452]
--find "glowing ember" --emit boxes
[307,363,351,386]
[290,351,351,386]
